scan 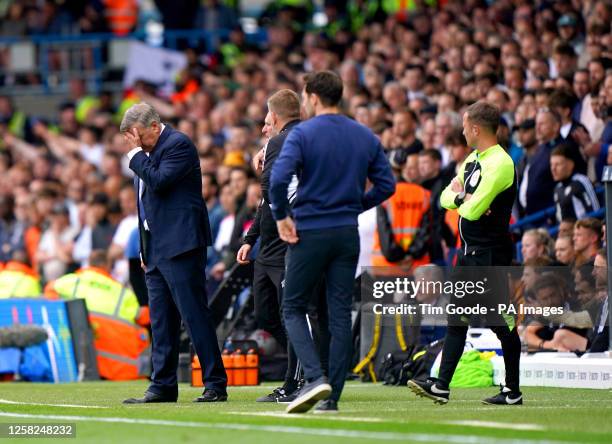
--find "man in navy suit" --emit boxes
[120,103,227,404]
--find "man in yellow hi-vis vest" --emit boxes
[45,250,150,380]
[0,258,41,298]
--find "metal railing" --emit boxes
[511,186,604,231]
[510,186,604,262]
[0,28,267,95]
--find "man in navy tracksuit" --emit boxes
[269,71,395,413]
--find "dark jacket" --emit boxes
[421,172,453,262]
[130,125,212,266]
[523,138,560,216]
[243,119,299,267]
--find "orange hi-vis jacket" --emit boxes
[372,182,431,268]
[45,267,150,381]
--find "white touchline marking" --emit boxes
[0,412,577,444]
[225,384,379,390]
[446,421,546,431]
[0,399,108,409]
[226,411,384,422]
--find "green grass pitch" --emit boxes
[0,381,611,443]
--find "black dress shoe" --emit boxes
[123,391,177,404]
[193,389,228,403]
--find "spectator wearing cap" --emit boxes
[557,14,584,64]
[519,108,564,217]
[551,144,600,224]
[35,203,79,282]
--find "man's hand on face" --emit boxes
[124,128,142,151]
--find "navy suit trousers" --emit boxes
[282,226,359,402]
[145,247,226,396]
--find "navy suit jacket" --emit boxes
[130,125,212,265]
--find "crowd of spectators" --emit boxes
[0,1,610,349]
[517,217,607,352]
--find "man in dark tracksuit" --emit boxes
[237,89,302,402]
[408,101,523,406]
[270,71,395,414]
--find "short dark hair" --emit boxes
[89,250,109,269]
[230,166,249,178]
[396,109,418,122]
[548,89,577,111]
[551,143,576,161]
[202,172,218,188]
[444,128,467,147]
[532,273,568,299]
[553,42,576,58]
[589,57,612,71]
[303,70,343,107]
[465,101,500,133]
[419,148,442,162]
[574,68,589,78]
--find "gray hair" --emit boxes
[435,110,462,128]
[119,102,160,133]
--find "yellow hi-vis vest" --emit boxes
[0,263,41,298]
[51,268,139,321]
[48,267,149,381]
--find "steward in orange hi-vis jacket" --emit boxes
[371,181,432,270]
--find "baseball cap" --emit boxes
[558,14,577,27]
[518,119,535,130]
